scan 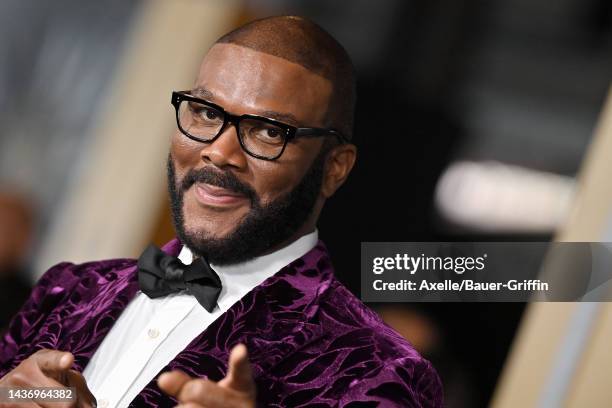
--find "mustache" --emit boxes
[180,166,257,202]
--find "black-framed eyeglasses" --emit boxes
[171,90,349,161]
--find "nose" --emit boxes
[199,122,247,169]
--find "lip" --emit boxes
[193,182,248,208]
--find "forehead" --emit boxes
[195,43,332,124]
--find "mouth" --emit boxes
[193,182,249,208]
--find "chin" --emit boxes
[184,209,248,239]
[184,221,233,241]
[184,202,249,232]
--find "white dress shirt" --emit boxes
[82,230,318,408]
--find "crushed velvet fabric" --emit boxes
[0,239,443,407]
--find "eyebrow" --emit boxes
[191,86,214,101]
[258,110,300,126]
[190,86,301,126]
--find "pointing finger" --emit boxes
[218,344,255,394]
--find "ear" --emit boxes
[321,143,357,198]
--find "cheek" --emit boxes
[251,140,323,202]
[171,132,200,169]
[168,139,194,191]
[250,158,308,203]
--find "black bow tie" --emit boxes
[137,245,222,313]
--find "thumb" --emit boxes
[219,344,255,394]
[158,370,192,398]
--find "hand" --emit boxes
[0,349,96,408]
[158,344,256,408]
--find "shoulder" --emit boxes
[36,257,137,291]
[313,279,444,406]
[319,279,420,360]
[265,276,444,406]
[25,257,137,314]
[0,257,137,373]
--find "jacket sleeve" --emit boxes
[338,357,444,408]
[260,352,444,407]
[0,262,73,376]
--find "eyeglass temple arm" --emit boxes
[295,128,350,143]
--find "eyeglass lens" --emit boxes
[178,99,287,159]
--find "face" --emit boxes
[168,43,335,264]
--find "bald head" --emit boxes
[215,16,356,139]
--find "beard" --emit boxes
[166,150,327,265]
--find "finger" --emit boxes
[218,344,255,394]
[31,350,74,378]
[4,366,65,391]
[178,379,244,407]
[157,370,192,398]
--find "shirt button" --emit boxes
[147,328,160,339]
[99,399,109,408]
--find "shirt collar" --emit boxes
[177,229,318,312]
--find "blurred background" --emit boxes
[0,0,611,407]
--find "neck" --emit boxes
[262,222,317,258]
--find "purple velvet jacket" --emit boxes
[0,239,443,407]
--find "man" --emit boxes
[0,16,443,407]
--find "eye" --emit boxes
[256,126,284,141]
[187,102,222,123]
[246,123,286,145]
[203,108,218,120]
[264,128,282,139]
